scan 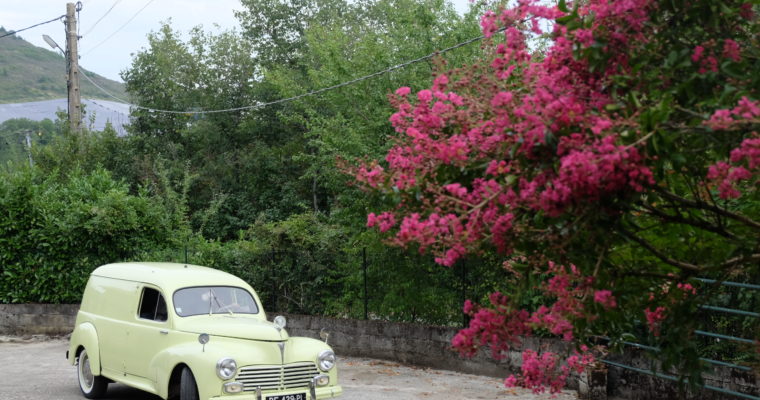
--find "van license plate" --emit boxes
[266,394,306,400]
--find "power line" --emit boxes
[82,0,155,56]
[78,27,503,115]
[0,15,65,39]
[81,0,122,38]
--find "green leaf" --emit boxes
[558,0,569,13]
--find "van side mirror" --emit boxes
[319,328,329,344]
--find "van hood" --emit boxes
[176,316,288,341]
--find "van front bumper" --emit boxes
[209,385,343,400]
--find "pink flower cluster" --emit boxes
[353,0,662,266]
[594,290,617,309]
[644,306,666,336]
[705,97,760,130]
[452,262,602,392]
[676,283,697,296]
[704,98,760,199]
[691,44,718,74]
[504,347,595,394]
[366,212,396,232]
[451,292,532,359]
[692,38,743,74]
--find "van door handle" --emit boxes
[159,330,169,335]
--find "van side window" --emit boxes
[139,287,168,322]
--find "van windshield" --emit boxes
[173,286,259,317]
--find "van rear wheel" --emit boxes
[77,348,108,398]
[180,367,200,400]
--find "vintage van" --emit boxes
[67,262,343,400]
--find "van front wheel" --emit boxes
[77,348,108,399]
[180,367,200,400]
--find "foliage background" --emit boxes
[0,0,757,390]
[0,0,498,327]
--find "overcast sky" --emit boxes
[1,0,472,84]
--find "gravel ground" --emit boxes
[0,335,577,400]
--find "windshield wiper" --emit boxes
[209,288,233,316]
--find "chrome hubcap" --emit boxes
[80,352,94,390]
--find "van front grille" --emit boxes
[237,362,318,391]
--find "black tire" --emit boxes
[180,367,200,400]
[77,348,108,399]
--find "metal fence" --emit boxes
[602,277,760,399]
[171,245,483,326]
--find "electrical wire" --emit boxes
[82,0,155,56]
[0,15,65,39]
[82,98,129,135]
[81,0,122,38]
[78,26,504,115]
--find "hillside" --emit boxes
[0,27,127,104]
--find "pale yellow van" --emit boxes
[67,262,343,400]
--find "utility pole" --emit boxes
[65,2,82,132]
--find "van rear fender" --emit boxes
[69,321,101,374]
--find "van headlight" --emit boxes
[318,350,335,371]
[216,357,237,380]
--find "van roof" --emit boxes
[92,262,250,293]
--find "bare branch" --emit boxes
[653,187,760,230]
[617,227,703,272]
[720,253,760,268]
[637,203,738,240]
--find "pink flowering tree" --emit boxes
[349,0,760,393]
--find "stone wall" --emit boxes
[280,313,570,379]
[0,304,79,336]
[0,304,755,399]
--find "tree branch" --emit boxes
[617,227,703,272]
[637,202,738,240]
[652,187,760,230]
[720,253,760,268]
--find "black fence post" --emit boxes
[461,258,469,328]
[363,247,368,320]
[271,249,278,313]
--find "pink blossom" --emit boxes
[395,86,411,96]
[575,29,594,47]
[705,109,734,130]
[731,97,760,119]
[677,283,697,296]
[417,89,433,103]
[491,91,514,108]
[433,74,449,91]
[644,306,666,336]
[730,137,760,169]
[480,10,498,38]
[376,211,396,232]
[594,290,618,309]
[444,183,468,198]
[699,56,719,74]
[691,45,704,62]
[739,3,754,20]
[722,39,741,62]
[366,213,377,228]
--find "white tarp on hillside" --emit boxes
[0,98,130,135]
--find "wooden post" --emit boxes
[65,3,81,132]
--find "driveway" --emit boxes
[0,336,577,400]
